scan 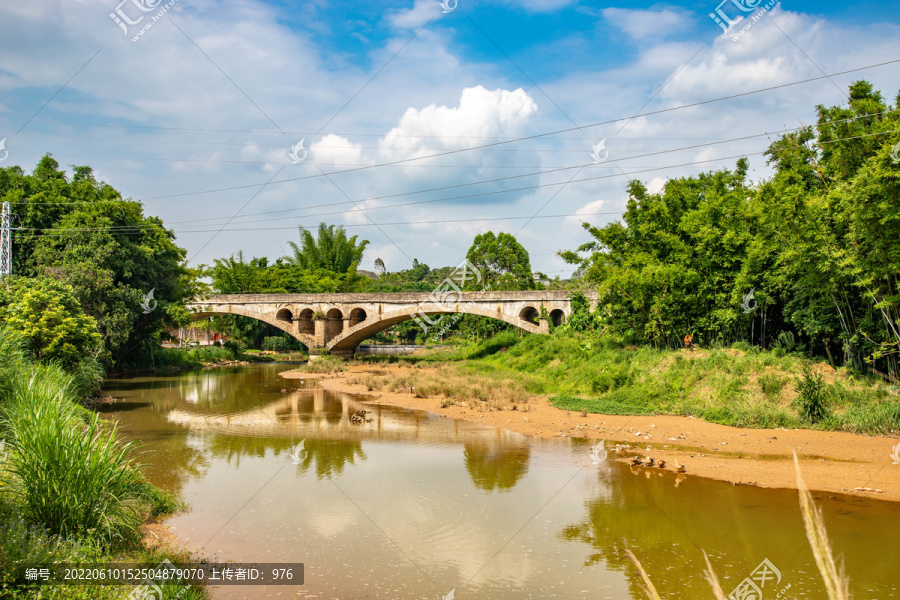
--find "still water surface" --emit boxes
[102,365,900,599]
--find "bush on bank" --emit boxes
[0,328,203,599]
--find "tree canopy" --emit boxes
[285,223,369,275]
[465,231,535,290]
[0,155,193,367]
[561,81,900,377]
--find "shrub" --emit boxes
[0,277,102,370]
[465,330,521,359]
[794,364,829,423]
[223,339,243,358]
[262,336,291,352]
[774,331,800,353]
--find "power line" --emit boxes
[9,59,892,205]
[162,116,885,227]
[12,58,895,141]
[8,111,886,211]
[7,128,898,237]
[10,211,623,238]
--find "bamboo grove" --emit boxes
[561,81,900,380]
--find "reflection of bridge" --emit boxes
[186,291,594,358]
[167,388,529,447]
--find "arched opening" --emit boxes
[298,309,315,336]
[275,308,293,323]
[325,308,344,343]
[519,306,538,325]
[550,309,565,327]
[350,308,367,327]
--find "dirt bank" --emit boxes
[282,363,900,502]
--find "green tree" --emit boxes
[465,231,535,290]
[561,160,755,347]
[0,156,192,368]
[0,277,102,370]
[559,81,900,379]
[285,223,369,275]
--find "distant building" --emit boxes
[532,271,550,286]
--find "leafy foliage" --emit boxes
[285,223,369,275]
[0,277,102,371]
[561,81,900,378]
[466,231,535,290]
[795,364,829,423]
[0,156,193,368]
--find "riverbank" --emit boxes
[283,362,900,502]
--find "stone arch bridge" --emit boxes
[186,291,595,358]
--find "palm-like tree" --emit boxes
[284,223,369,275]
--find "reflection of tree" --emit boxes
[555,470,848,599]
[294,438,366,479]
[130,432,210,499]
[463,443,530,492]
[195,435,368,480]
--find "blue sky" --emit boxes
[1,0,899,276]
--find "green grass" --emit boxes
[400,331,899,434]
[0,328,209,599]
[290,355,348,373]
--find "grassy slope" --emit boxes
[0,332,206,600]
[357,331,900,435]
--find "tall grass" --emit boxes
[2,366,145,543]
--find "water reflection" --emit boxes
[464,443,530,492]
[101,366,900,600]
[559,460,900,599]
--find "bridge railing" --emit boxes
[188,290,594,304]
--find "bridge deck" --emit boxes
[193,290,586,304]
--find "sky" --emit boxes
[1,0,899,277]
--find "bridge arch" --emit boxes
[298,309,315,336]
[188,306,316,350]
[327,305,542,353]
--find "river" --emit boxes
[101,364,900,599]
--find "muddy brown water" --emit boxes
[102,364,900,599]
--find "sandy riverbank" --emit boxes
[282,363,900,502]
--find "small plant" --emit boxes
[774,331,797,353]
[759,373,786,397]
[223,339,243,358]
[262,336,291,352]
[795,364,829,423]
